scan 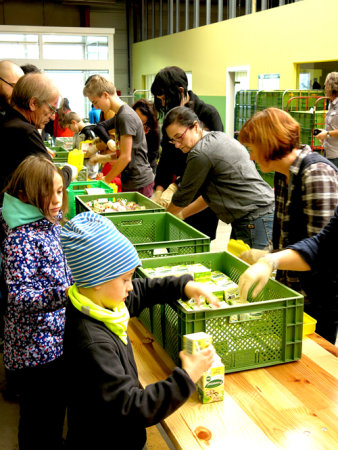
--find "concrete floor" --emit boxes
[0,221,231,450]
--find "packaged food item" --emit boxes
[223,281,240,302]
[183,332,213,354]
[197,355,225,404]
[210,271,231,284]
[183,332,224,404]
[186,264,211,282]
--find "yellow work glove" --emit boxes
[152,190,163,204]
[158,183,178,208]
[238,255,278,300]
[239,249,268,265]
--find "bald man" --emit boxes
[0,60,24,116]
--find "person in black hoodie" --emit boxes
[60,212,218,450]
[151,66,223,240]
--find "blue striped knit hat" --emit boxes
[60,211,141,287]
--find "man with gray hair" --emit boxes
[1,71,75,202]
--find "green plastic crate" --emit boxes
[52,149,69,163]
[106,212,210,259]
[256,90,284,111]
[66,180,116,219]
[136,252,303,373]
[75,192,165,216]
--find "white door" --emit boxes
[226,66,250,137]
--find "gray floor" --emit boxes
[0,221,232,450]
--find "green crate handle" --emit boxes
[120,219,143,227]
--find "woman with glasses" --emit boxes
[151,66,222,240]
[0,72,76,204]
[164,106,275,250]
[132,98,160,173]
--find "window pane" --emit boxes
[42,34,108,60]
[87,44,108,60]
[0,33,38,42]
[43,44,84,60]
[45,70,108,119]
[0,43,39,59]
[42,35,83,43]
[0,33,39,59]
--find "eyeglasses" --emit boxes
[45,101,58,114]
[0,76,16,88]
[168,125,191,144]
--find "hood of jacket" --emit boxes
[2,192,44,230]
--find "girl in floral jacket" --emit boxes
[1,155,72,450]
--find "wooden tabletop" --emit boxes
[128,317,338,449]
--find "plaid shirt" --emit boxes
[274,146,338,289]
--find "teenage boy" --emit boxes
[83,75,154,197]
[60,212,217,449]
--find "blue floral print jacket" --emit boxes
[1,193,72,370]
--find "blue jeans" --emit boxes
[230,212,273,249]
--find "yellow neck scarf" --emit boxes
[68,284,130,345]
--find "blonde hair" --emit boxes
[238,107,300,161]
[83,75,116,98]
[11,72,59,110]
[63,111,81,125]
[324,72,338,98]
[5,155,68,223]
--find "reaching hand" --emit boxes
[238,257,274,300]
[315,130,327,144]
[184,281,220,308]
[179,345,216,383]
[158,183,178,208]
[152,190,163,204]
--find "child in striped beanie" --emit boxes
[60,211,218,450]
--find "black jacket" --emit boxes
[64,275,196,450]
[1,108,72,203]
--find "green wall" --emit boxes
[199,96,226,128]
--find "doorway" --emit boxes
[226,66,250,137]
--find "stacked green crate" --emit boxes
[234,90,258,134]
[290,110,326,147]
[255,90,284,112]
[106,212,210,259]
[282,90,325,110]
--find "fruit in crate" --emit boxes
[86,198,146,213]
